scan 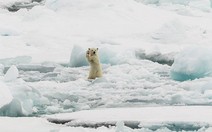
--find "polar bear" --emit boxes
[86,48,102,79]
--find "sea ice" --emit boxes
[46,106,212,131]
[136,0,190,5]
[0,79,41,116]
[0,0,31,7]
[210,0,212,7]
[171,47,212,81]
[0,64,4,76]
[1,1,212,131]
[0,56,32,66]
[189,0,211,12]
[0,82,13,108]
[135,49,175,66]
[4,65,19,82]
[69,45,88,67]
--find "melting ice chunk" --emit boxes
[171,47,212,81]
[69,45,88,67]
[4,65,19,82]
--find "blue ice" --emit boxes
[171,47,212,81]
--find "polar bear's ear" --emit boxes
[88,48,90,50]
[96,48,98,50]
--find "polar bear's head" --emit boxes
[87,48,99,57]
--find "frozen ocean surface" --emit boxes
[1,0,212,131]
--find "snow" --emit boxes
[1,107,212,132]
[0,117,115,132]
[0,0,212,131]
[0,56,32,66]
[0,0,31,7]
[171,47,212,81]
[47,106,212,124]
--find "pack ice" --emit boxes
[1,0,212,131]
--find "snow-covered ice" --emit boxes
[46,106,212,130]
[0,0,212,131]
[0,117,115,132]
[1,106,212,132]
[47,106,212,124]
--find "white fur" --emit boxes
[86,48,102,79]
